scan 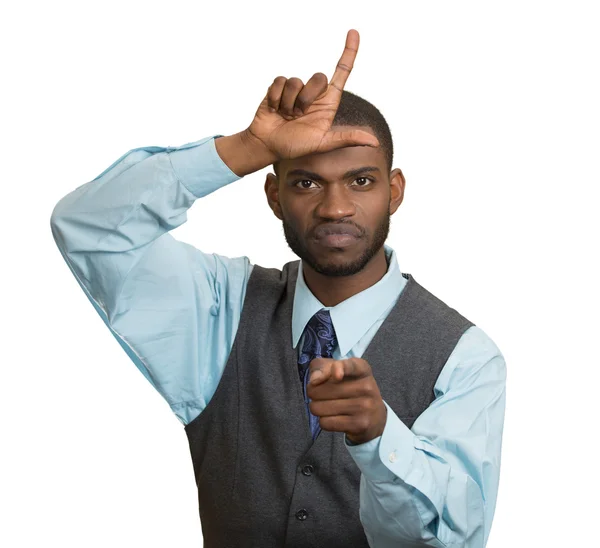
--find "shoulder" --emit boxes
[435,325,507,396]
[404,273,475,332]
[248,260,300,287]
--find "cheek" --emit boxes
[282,201,310,229]
[362,205,389,231]
[360,196,387,216]
[280,208,305,235]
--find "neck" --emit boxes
[302,248,389,307]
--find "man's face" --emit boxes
[265,126,404,277]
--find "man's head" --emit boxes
[265,90,405,277]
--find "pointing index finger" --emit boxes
[330,29,360,93]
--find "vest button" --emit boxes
[302,464,314,476]
[295,509,308,521]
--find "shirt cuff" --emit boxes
[168,135,241,198]
[345,400,415,483]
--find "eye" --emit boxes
[294,179,319,189]
[351,177,373,187]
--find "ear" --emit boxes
[389,168,405,215]
[265,173,284,221]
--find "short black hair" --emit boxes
[273,89,393,177]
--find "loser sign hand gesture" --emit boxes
[246,29,380,163]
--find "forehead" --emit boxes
[279,126,386,179]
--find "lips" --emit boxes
[313,223,363,239]
[312,223,363,248]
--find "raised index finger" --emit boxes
[329,29,360,93]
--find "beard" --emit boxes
[282,211,390,277]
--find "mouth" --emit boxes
[312,224,362,249]
[316,233,359,248]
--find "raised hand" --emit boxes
[245,29,380,163]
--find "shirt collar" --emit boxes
[291,244,406,356]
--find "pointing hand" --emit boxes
[307,357,388,445]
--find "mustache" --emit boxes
[312,221,365,239]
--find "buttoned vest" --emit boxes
[184,260,474,547]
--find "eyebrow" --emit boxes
[286,166,381,181]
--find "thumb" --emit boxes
[310,370,324,384]
[318,128,380,153]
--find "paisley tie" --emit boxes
[298,308,338,440]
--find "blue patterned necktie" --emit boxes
[298,308,338,440]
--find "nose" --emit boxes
[315,184,356,220]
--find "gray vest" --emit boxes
[185,261,474,547]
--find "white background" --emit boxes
[2,0,599,546]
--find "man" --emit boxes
[51,29,506,548]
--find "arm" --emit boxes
[50,28,377,424]
[50,135,257,424]
[345,326,506,547]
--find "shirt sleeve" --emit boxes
[50,135,253,425]
[344,325,507,547]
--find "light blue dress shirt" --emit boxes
[50,135,506,548]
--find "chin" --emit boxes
[283,220,386,277]
[307,247,373,277]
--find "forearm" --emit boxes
[357,440,487,547]
[50,135,239,313]
[347,405,472,547]
[347,335,506,547]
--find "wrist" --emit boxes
[215,129,277,177]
